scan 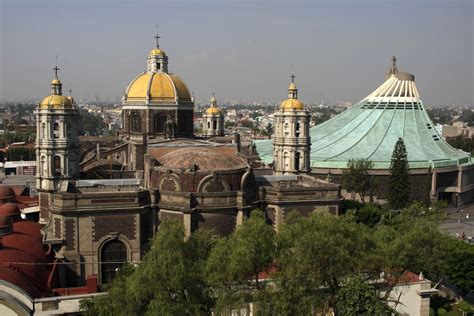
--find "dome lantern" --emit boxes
[280,74,304,111]
[147,30,168,73]
[50,66,62,95]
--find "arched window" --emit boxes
[53,122,60,139]
[41,123,46,138]
[283,152,290,170]
[207,121,210,129]
[295,152,300,171]
[54,156,61,176]
[130,114,142,133]
[154,115,166,134]
[213,120,217,130]
[101,240,127,284]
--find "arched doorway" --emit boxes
[101,240,127,284]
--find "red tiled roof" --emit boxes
[12,221,43,241]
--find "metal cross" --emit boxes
[290,74,295,83]
[53,65,60,78]
[155,25,160,48]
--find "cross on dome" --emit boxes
[388,56,398,75]
[53,65,60,79]
[290,74,295,83]
[154,25,160,48]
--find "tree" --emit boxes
[341,158,374,202]
[335,276,393,315]
[81,220,216,315]
[442,239,474,296]
[389,138,410,209]
[273,213,378,314]
[206,210,275,313]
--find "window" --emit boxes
[131,114,142,133]
[66,122,72,138]
[154,115,166,134]
[53,122,60,139]
[213,120,217,130]
[207,121,211,129]
[101,240,127,284]
[295,152,300,171]
[41,123,46,138]
[54,156,61,176]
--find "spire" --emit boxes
[288,74,298,99]
[387,56,399,77]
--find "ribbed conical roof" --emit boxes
[255,59,471,169]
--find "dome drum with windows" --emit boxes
[121,32,195,138]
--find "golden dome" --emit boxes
[124,72,192,103]
[288,82,297,90]
[149,48,166,56]
[51,78,61,85]
[39,95,73,109]
[205,107,221,115]
[280,98,304,111]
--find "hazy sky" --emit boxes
[1,0,473,105]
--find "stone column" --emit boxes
[183,213,192,237]
[430,170,437,198]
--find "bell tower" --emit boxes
[272,75,311,175]
[35,66,80,194]
[202,93,224,137]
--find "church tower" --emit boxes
[35,66,80,193]
[202,93,224,137]
[272,75,311,175]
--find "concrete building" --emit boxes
[256,57,474,206]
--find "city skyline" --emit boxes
[1,0,473,105]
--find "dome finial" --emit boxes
[53,65,60,80]
[210,93,217,107]
[51,61,62,95]
[154,25,160,48]
[288,74,298,99]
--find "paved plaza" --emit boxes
[440,203,474,244]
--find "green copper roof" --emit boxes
[255,69,471,170]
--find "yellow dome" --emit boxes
[149,48,166,56]
[288,82,297,90]
[280,99,304,111]
[124,72,192,103]
[39,95,73,109]
[205,107,221,115]
[51,78,61,85]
